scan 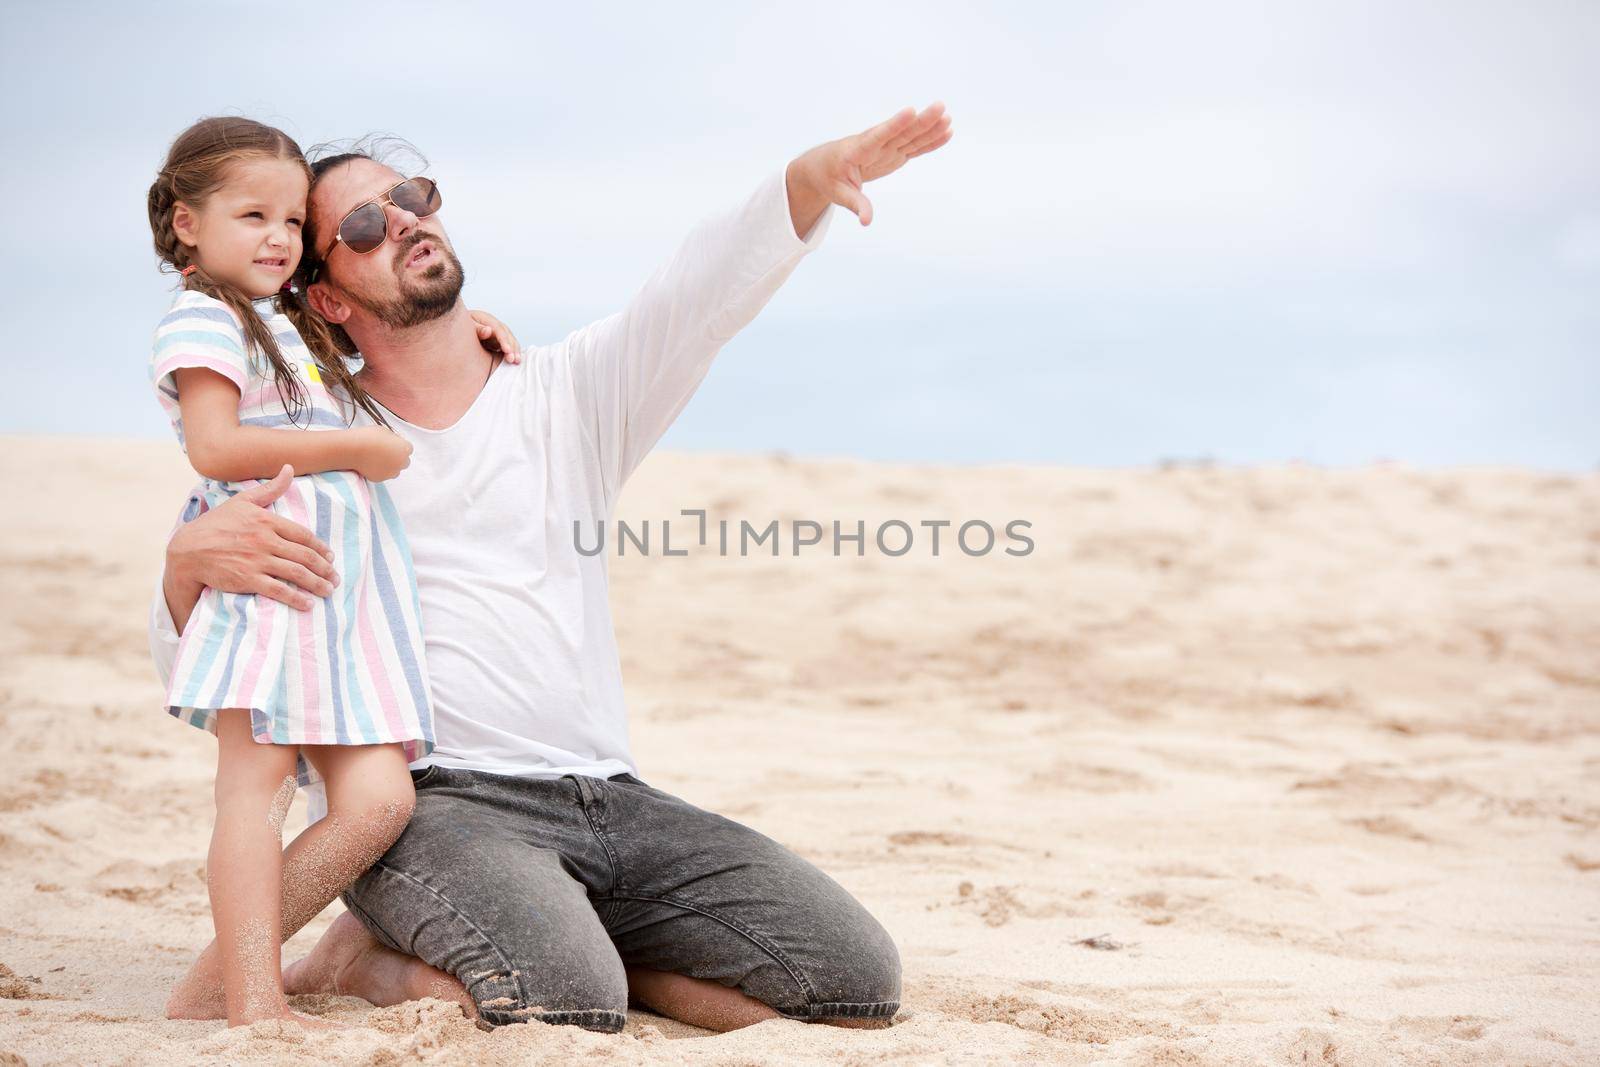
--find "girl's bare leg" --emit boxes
[199,711,334,1028]
[167,740,420,1022]
[279,741,417,936]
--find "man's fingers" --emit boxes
[275,537,338,584]
[257,576,314,612]
[885,104,946,153]
[862,106,917,149]
[905,128,954,160]
[269,514,334,562]
[834,182,873,226]
[903,120,954,157]
[864,106,915,140]
[240,465,295,507]
[267,558,336,599]
[898,113,951,151]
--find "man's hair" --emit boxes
[296,134,432,317]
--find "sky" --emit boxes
[1,0,1596,469]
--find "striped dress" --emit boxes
[151,289,433,785]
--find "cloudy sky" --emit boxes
[2,1,1595,468]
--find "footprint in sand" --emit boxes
[1024,760,1150,793]
[1344,814,1436,843]
[1387,1014,1492,1042]
[950,881,1083,927]
[0,963,55,1002]
[1121,888,1212,926]
[888,830,978,848]
[934,990,1182,1043]
[91,857,206,907]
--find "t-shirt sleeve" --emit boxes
[150,294,254,421]
[558,168,833,515]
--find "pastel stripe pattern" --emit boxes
[153,290,433,784]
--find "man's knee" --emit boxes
[774,910,903,1025]
[822,926,902,1017]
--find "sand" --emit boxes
[1,434,1596,1065]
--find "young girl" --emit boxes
[146,116,518,1029]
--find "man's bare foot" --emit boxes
[623,967,895,1033]
[283,911,475,1019]
[625,966,779,1032]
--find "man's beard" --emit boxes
[344,233,466,330]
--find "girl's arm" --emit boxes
[175,368,412,483]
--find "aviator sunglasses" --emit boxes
[310,176,442,279]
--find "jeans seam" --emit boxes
[356,858,523,1003]
[574,778,624,896]
[599,892,821,1009]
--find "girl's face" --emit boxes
[173,157,309,299]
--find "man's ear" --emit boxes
[306,279,352,326]
[172,202,200,248]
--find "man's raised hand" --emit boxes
[787,101,953,231]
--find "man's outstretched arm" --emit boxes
[562,102,953,514]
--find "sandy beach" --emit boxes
[1,434,1596,1065]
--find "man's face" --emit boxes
[309,157,465,330]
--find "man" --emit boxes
[150,103,954,1033]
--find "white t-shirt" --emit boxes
[149,167,833,784]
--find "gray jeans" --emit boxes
[341,766,902,1032]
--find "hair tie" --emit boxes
[281,280,295,295]
[179,265,197,277]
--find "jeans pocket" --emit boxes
[411,765,443,789]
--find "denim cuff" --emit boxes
[476,1004,628,1033]
[777,999,900,1022]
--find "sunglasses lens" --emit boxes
[392,177,441,219]
[340,202,388,254]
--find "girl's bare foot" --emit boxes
[165,977,226,1020]
[165,949,227,1020]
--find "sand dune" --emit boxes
[1,435,1596,1064]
